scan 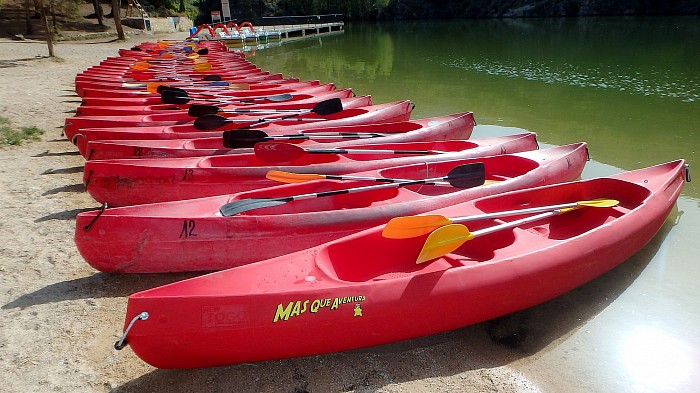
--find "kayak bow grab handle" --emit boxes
[114,311,149,350]
[83,203,107,231]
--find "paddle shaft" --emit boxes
[304,148,445,155]
[471,209,568,238]
[453,202,586,224]
[274,175,469,203]
[316,174,453,186]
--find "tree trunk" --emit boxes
[113,0,125,40]
[93,0,104,26]
[50,0,57,33]
[37,0,54,57]
[25,0,34,35]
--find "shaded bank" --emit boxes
[194,0,700,23]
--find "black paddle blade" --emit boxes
[160,90,191,104]
[202,74,222,81]
[312,98,343,115]
[193,114,230,130]
[197,48,209,55]
[157,85,188,95]
[220,198,288,216]
[222,129,268,148]
[445,162,486,188]
[188,104,220,117]
[266,93,294,102]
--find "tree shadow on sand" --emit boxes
[42,183,85,195]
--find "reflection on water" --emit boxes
[621,327,693,391]
[248,17,700,392]
[438,57,699,103]
[249,16,700,199]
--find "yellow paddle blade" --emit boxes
[416,224,474,264]
[146,82,168,94]
[186,53,200,59]
[193,62,212,71]
[578,198,619,208]
[193,57,209,64]
[382,215,453,239]
[266,170,324,183]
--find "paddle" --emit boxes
[266,170,458,186]
[145,81,229,93]
[223,129,388,148]
[416,207,580,264]
[188,103,306,117]
[162,91,293,105]
[194,98,344,131]
[382,198,619,239]
[254,142,446,163]
[219,163,486,216]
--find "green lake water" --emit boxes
[248,17,699,392]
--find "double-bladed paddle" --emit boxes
[382,198,620,239]
[219,163,486,216]
[415,206,584,264]
[187,103,306,117]
[193,98,344,131]
[222,129,388,148]
[161,91,293,105]
[254,141,447,163]
[266,170,455,186]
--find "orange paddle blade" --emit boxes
[266,170,324,183]
[382,215,453,239]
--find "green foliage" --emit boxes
[141,0,201,18]
[53,0,82,18]
[0,117,44,146]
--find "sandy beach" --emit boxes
[0,33,548,392]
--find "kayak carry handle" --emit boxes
[114,311,149,351]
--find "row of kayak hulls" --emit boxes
[65,40,688,369]
[83,112,477,160]
[68,99,414,156]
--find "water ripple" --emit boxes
[436,57,699,103]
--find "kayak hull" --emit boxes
[84,112,476,160]
[70,99,411,156]
[119,160,688,368]
[76,143,586,273]
[83,133,536,206]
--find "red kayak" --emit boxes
[69,99,410,156]
[76,80,324,107]
[83,133,537,206]
[76,143,586,273]
[83,112,476,160]
[75,72,285,97]
[79,77,305,99]
[75,84,354,115]
[115,160,688,368]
